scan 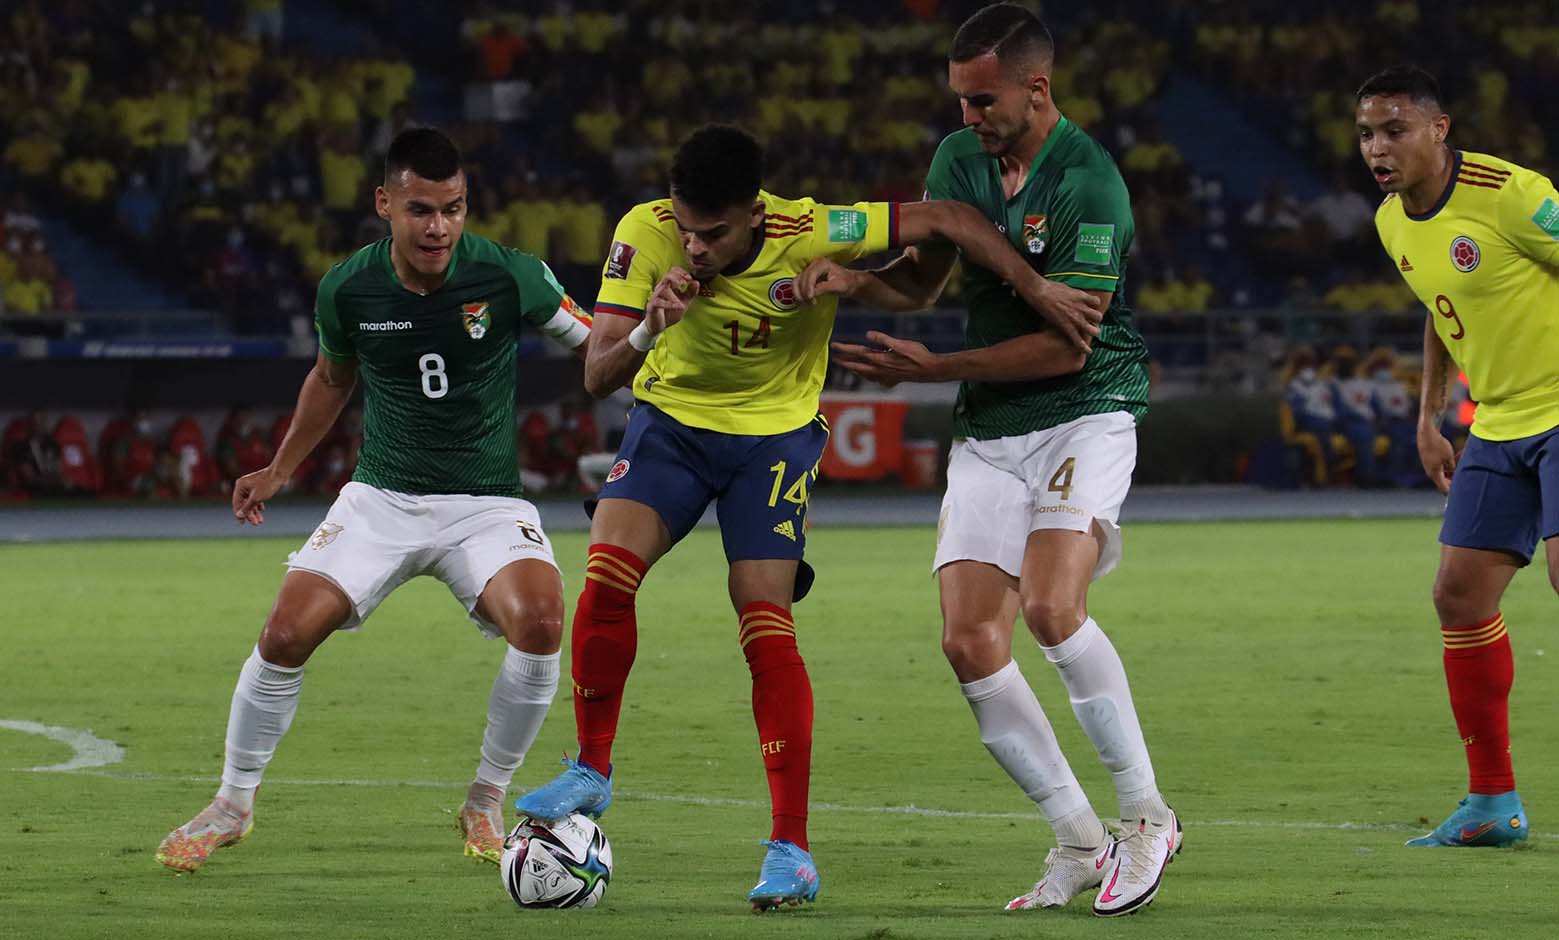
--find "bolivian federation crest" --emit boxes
[1022,215,1048,255]
[461,301,491,340]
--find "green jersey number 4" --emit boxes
[419,353,449,399]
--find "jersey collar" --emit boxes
[1004,114,1071,203]
[1404,149,1461,223]
[380,234,465,294]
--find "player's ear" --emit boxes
[749,199,765,228]
[1028,72,1050,109]
[1432,112,1451,146]
[374,185,391,221]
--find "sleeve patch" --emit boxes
[1074,223,1115,265]
[827,209,867,243]
[1531,198,1559,241]
[605,240,637,279]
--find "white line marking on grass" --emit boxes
[0,720,127,772]
[19,766,1530,839]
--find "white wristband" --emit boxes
[628,320,658,352]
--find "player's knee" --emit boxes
[257,615,322,668]
[1019,595,1083,646]
[492,593,565,654]
[940,619,1006,680]
[1431,568,1485,625]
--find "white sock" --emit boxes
[960,660,1098,843]
[473,646,560,793]
[219,647,305,811]
[1042,617,1163,820]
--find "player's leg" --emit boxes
[715,416,826,910]
[932,437,1107,911]
[157,484,426,872]
[1008,413,1178,915]
[514,405,709,821]
[1411,433,1539,847]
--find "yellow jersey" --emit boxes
[1375,150,1559,440]
[594,192,898,435]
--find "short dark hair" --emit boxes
[950,2,1054,70]
[669,124,763,214]
[1356,65,1443,111]
[384,127,462,184]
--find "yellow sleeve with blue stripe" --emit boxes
[1043,168,1132,291]
[1503,167,1559,270]
[594,203,679,321]
[806,200,898,263]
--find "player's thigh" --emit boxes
[714,415,828,601]
[431,494,563,646]
[1546,538,1559,598]
[1017,527,1101,646]
[728,559,801,613]
[1433,545,1521,628]
[259,569,354,667]
[282,482,430,630]
[592,404,715,562]
[1439,433,1541,576]
[936,559,1021,683]
[1015,412,1137,584]
[1534,426,1559,595]
[931,440,1033,579]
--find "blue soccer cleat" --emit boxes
[513,757,613,821]
[748,839,821,911]
[1406,792,1529,847]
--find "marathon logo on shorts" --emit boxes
[606,459,630,483]
[605,241,637,280]
[768,277,799,311]
[310,522,344,549]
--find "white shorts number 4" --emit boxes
[932,412,1136,581]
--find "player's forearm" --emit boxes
[271,365,355,480]
[1418,317,1454,430]
[907,201,1045,305]
[853,253,943,310]
[934,331,1087,382]
[583,333,646,399]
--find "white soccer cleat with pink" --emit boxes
[1092,812,1182,916]
[1005,839,1114,910]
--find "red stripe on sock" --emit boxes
[1443,615,1515,794]
[572,544,647,775]
[740,602,812,850]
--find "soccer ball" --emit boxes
[499,813,613,909]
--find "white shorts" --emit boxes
[286,482,560,638]
[932,412,1137,581]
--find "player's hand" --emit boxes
[645,267,698,336]
[233,466,284,525]
[795,257,862,303]
[829,331,945,388]
[1417,425,1459,494]
[1015,275,1103,353]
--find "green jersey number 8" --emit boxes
[419,353,449,399]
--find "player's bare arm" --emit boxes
[831,326,1084,388]
[795,241,959,312]
[234,350,358,525]
[583,268,696,398]
[1416,316,1459,493]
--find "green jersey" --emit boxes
[925,117,1150,439]
[314,233,587,497]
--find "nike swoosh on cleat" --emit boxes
[1458,821,1498,843]
[1097,868,1123,904]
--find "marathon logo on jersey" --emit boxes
[360,320,412,331]
[606,459,630,484]
[1022,214,1048,255]
[605,240,637,279]
[1532,198,1559,241]
[461,301,491,339]
[1450,236,1481,273]
[768,277,799,311]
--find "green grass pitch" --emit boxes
[3,518,1558,939]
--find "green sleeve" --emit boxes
[313,266,354,361]
[1043,167,1133,292]
[505,249,568,327]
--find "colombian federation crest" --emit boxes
[1022,215,1048,254]
[1450,236,1480,273]
[769,277,799,310]
[461,301,491,339]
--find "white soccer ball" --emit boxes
[499,813,613,909]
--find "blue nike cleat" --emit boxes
[748,839,821,911]
[513,757,613,821]
[1406,792,1529,847]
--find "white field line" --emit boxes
[0,719,126,771]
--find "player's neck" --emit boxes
[390,244,446,296]
[1001,107,1062,183]
[1401,146,1455,216]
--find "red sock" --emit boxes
[740,602,813,851]
[572,544,646,775]
[1442,613,1515,794]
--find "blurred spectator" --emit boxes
[216,406,274,486]
[477,21,528,81]
[1308,169,1375,252]
[1329,345,1381,486]
[103,410,161,497]
[1282,346,1337,487]
[4,410,63,495]
[116,172,162,243]
[1366,347,1421,486]
[245,0,285,48]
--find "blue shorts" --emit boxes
[1440,424,1559,564]
[597,404,828,594]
